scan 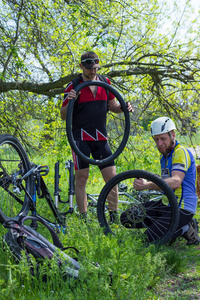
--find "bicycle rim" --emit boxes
[97,170,179,245]
[66,81,130,166]
[0,134,32,223]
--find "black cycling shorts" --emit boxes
[72,140,115,170]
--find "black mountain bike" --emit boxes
[0,134,99,231]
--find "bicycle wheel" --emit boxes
[97,170,179,245]
[0,134,32,223]
[66,81,130,166]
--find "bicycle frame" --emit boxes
[28,160,101,230]
[15,160,76,231]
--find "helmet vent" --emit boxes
[161,118,170,132]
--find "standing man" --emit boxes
[121,116,200,245]
[61,51,133,221]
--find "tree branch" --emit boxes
[0,60,196,96]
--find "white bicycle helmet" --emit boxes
[151,117,176,136]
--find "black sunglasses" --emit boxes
[81,58,99,64]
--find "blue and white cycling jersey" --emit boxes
[160,141,197,214]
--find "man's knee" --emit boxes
[101,166,116,182]
[75,169,89,187]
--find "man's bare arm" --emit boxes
[134,170,185,191]
[108,99,133,113]
[60,89,78,120]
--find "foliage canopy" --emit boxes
[0,0,200,149]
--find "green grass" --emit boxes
[1,217,199,299]
[0,133,200,299]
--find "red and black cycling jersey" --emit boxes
[62,75,115,141]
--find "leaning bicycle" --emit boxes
[97,170,180,245]
[0,134,99,230]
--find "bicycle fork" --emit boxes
[55,160,75,215]
[67,160,75,213]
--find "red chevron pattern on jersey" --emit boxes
[96,129,107,141]
[81,129,107,141]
